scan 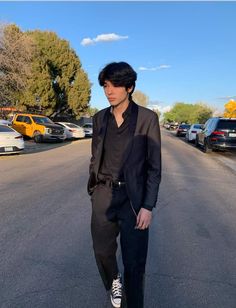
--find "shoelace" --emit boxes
[112,278,122,297]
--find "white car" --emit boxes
[0,125,24,155]
[82,123,93,137]
[185,124,203,142]
[54,122,85,139]
[0,119,12,126]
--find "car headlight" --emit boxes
[46,128,52,134]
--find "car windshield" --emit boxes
[66,123,80,128]
[218,120,236,130]
[180,124,190,129]
[0,125,14,132]
[32,116,53,124]
[193,124,203,129]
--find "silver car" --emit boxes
[82,123,93,137]
[55,122,85,139]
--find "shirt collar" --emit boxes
[110,100,133,119]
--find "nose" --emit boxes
[106,85,113,95]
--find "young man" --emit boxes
[88,62,161,308]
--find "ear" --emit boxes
[127,86,133,93]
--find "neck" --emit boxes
[112,98,130,116]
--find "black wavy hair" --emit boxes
[98,62,137,98]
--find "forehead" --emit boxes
[103,80,126,89]
[104,80,114,86]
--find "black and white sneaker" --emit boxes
[110,273,122,308]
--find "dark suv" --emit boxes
[176,124,191,136]
[196,117,236,153]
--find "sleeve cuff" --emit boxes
[142,204,153,212]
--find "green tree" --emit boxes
[163,102,213,124]
[85,106,99,117]
[193,103,213,123]
[132,90,149,107]
[163,102,191,123]
[20,30,91,118]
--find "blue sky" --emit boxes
[1,1,236,114]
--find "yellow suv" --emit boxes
[12,113,66,143]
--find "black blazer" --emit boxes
[87,101,161,211]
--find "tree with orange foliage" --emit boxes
[223,100,236,118]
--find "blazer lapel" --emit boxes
[93,108,110,176]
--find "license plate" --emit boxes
[5,147,13,152]
[229,133,236,137]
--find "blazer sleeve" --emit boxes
[142,113,162,210]
[87,114,99,195]
[89,115,98,174]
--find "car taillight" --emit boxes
[212,131,226,136]
[15,135,23,139]
[211,130,226,141]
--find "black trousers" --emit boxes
[91,183,149,308]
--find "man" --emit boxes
[88,62,161,308]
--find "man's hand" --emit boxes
[136,208,152,230]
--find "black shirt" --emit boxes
[98,101,132,181]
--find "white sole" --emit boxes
[110,294,121,308]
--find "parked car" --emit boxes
[54,122,85,139]
[185,124,203,142]
[0,125,24,155]
[176,124,191,137]
[82,123,93,137]
[12,113,66,143]
[169,122,179,130]
[164,122,178,130]
[163,123,171,129]
[196,117,236,153]
[0,119,12,126]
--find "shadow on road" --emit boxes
[0,138,92,158]
[23,139,74,155]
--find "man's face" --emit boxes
[103,80,132,107]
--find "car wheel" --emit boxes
[203,139,212,153]
[195,136,199,147]
[33,131,42,143]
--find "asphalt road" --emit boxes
[0,130,236,308]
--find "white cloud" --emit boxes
[217,95,236,100]
[138,65,171,71]
[81,33,128,46]
[81,38,94,46]
[147,103,172,114]
[159,64,171,69]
